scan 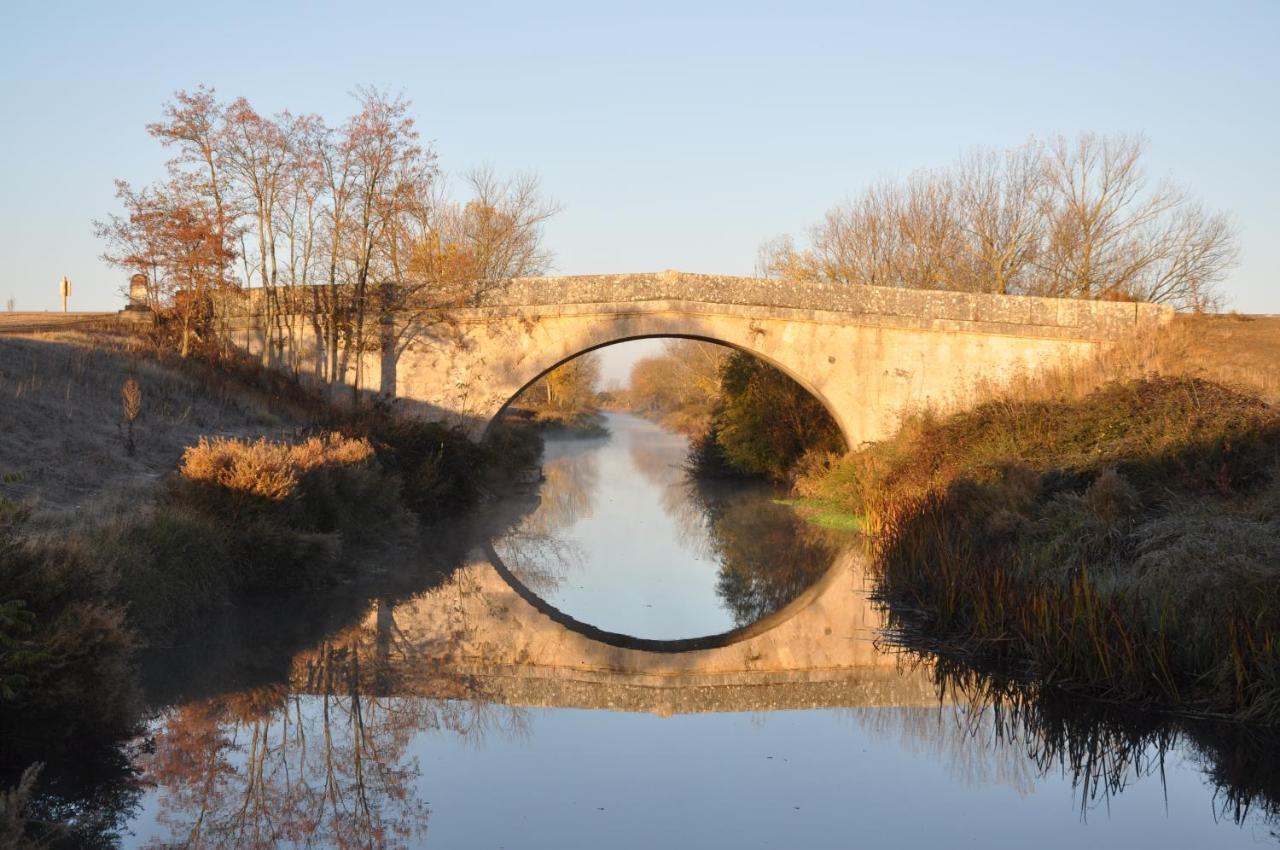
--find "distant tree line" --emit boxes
[757,133,1237,311]
[625,341,842,482]
[95,86,557,384]
[626,340,726,435]
[513,353,604,428]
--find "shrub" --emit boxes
[704,352,844,481]
[96,505,231,642]
[340,411,493,521]
[482,420,544,484]
[174,432,395,536]
[855,377,1280,721]
[0,507,138,768]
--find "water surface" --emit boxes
[72,413,1280,847]
[492,411,835,640]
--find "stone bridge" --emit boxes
[229,271,1172,445]
[292,547,944,715]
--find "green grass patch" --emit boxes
[773,497,865,532]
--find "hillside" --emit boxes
[1162,314,1280,403]
[0,329,303,531]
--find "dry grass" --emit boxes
[179,433,375,502]
[0,330,303,533]
[847,379,1280,722]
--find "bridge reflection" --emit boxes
[130,548,1280,848]
[287,548,942,715]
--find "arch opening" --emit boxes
[485,331,853,451]
[484,336,856,644]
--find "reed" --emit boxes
[844,376,1280,722]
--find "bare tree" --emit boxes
[809,183,901,286]
[891,171,967,291]
[1037,133,1234,309]
[339,88,435,400]
[955,143,1045,294]
[94,180,167,307]
[95,177,234,356]
[449,168,559,283]
[147,87,240,346]
[379,167,560,373]
[101,84,562,394]
[760,133,1237,310]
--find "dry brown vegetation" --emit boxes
[799,315,1280,722]
[0,324,539,814]
[0,330,304,533]
[179,433,375,502]
[625,340,727,436]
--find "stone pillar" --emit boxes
[128,274,148,308]
[118,273,155,322]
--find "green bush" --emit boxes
[698,352,844,481]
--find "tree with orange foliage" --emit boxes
[96,178,235,357]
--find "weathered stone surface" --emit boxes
[290,548,945,714]
[227,271,1171,444]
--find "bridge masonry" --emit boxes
[225,271,1172,446]
[289,548,946,714]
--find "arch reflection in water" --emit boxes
[490,411,841,641]
[125,546,1280,848]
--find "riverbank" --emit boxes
[506,406,610,438]
[799,374,1280,723]
[0,329,540,782]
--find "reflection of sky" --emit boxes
[122,695,1273,850]
[494,412,743,639]
[394,705,1263,850]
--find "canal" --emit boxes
[110,412,1276,847]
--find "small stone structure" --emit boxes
[224,271,1172,445]
[128,273,148,308]
[117,273,155,322]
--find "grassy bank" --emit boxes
[505,406,610,438]
[801,375,1280,722]
[771,497,865,532]
[0,329,540,787]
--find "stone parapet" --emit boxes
[484,271,1173,338]
[219,271,1173,341]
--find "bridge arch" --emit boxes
[484,329,852,446]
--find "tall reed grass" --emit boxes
[810,375,1280,722]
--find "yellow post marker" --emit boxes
[60,276,70,313]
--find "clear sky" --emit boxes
[2,0,1276,340]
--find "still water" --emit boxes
[107,413,1277,847]
[491,413,832,640]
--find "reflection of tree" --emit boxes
[697,485,838,626]
[841,704,1037,797]
[522,443,600,536]
[867,650,1280,830]
[490,530,583,597]
[625,425,687,492]
[138,624,531,850]
[142,657,428,848]
[490,438,601,595]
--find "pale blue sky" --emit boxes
[2,0,1276,336]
